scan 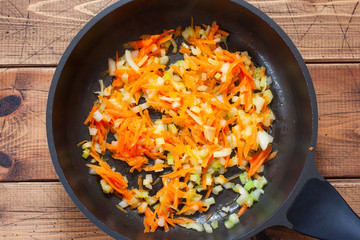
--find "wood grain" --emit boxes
[308,64,360,177]
[0,180,358,239]
[0,68,57,181]
[1,65,359,181]
[0,0,360,65]
[0,182,111,240]
[2,1,358,240]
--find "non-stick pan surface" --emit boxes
[47,0,318,239]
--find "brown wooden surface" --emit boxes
[0,180,359,239]
[0,68,56,181]
[1,65,359,181]
[0,0,359,239]
[0,0,360,65]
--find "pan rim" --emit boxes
[46,0,318,239]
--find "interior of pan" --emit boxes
[48,0,314,239]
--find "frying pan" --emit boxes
[46,0,360,239]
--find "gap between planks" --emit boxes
[0,180,358,240]
[2,60,360,69]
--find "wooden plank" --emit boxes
[0,0,359,65]
[0,64,359,181]
[308,64,360,177]
[0,68,57,181]
[252,0,360,62]
[0,180,358,239]
[0,182,111,239]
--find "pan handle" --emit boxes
[286,178,360,240]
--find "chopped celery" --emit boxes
[247,197,254,207]
[228,213,240,224]
[244,179,254,191]
[256,177,268,189]
[239,172,249,185]
[250,189,263,202]
[236,192,249,206]
[82,149,90,159]
[211,161,222,171]
[163,72,171,80]
[211,220,219,229]
[190,174,201,185]
[167,152,174,165]
[232,183,242,193]
[224,220,234,229]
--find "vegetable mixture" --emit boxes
[81,22,276,233]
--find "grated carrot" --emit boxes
[82,21,276,233]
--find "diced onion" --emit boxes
[100,179,113,194]
[93,110,103,122]
[137,55,149,67]
[155,137,165,146]
[204,125,216,142]
[253,95,265,114]
[186,109,204,125]
[119,200,129,208]
[171,101,180,109]
[108,58,116,76]
[223,182,235,189]
[204,197,215,205]
[197,85,208,91]
[257,130,274,150]
[203,223,213,233]
[213,148,232,158]
[212,185,223,195]
[138,202,148,214]
[170,38,177,53]
[220,62,230,74]
[89,167,97,175]
[158,217,165,227]
[82,141,92,149]
[125,50,140,72]
[222,206,230,212]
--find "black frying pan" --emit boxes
[46,0,360,239]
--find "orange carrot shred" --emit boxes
[82,21,276,233]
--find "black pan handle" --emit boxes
[287,178,360,240]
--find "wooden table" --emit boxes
[0,0,359,239]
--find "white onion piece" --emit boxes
[257,130,273,150]
[93,110,103,122]
[213,148,232,158]
[125,50,140,72]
